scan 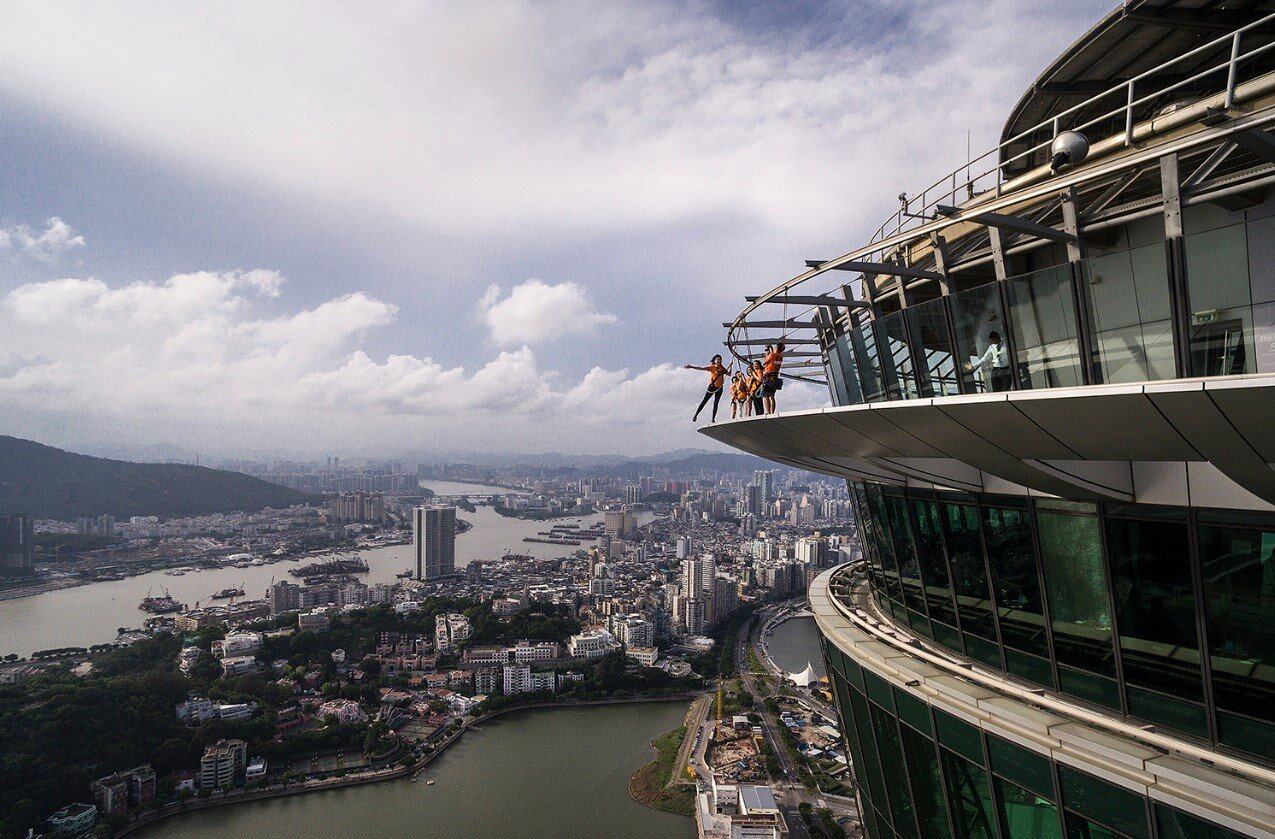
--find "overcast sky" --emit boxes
[0,0,1110,461]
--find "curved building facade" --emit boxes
[703,4,1275,837]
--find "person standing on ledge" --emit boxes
[686,354,728,423]
[965,331,1011,392]
[750,359,767,416]
[729,371,747,419]
[762,340,785,414]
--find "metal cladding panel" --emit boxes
[1148,385,1275,506]
[862,400,1110,499]
[1009,390,1199,461]
[826,403,946,457]
[878,458,984,491]
[936,398,1077,459]
[787,412,897,458]
[765,415,844,457]
[822,409,915,457]
[1204,379,1275,463]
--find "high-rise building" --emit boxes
[681,557,705,601]
[0,514,34,577]
[675,535,692,559]
[414,506,456,580]
[702,8,1275,836]
[752,470,774,504]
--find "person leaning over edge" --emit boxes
[762,340,785,414]
[685,354,728,423]
[964,330,1011,392]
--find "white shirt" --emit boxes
[970,342,1008,371]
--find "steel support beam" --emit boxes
[805,260,943,281]
[724,320,820,329]
[1182,141,1238,192]
[745,294,869,308]
[938,206,1077,244]
[729,339,819,347]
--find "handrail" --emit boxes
[819,565,1275,792]
[723,28,1275,370]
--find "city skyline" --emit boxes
[0,1,1111,458]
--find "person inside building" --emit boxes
[965,330,1011,391]
[685,354,728,423]
[762,340,785,414]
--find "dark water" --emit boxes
[135,702,696,839]
[765,616,826,678]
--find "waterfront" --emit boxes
[0,480,644,657]
[764,615,826,679]
[135,702,695,839]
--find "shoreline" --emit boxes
[113,693,702,838]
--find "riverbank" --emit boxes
[628,726,696,817]
[117,694,701,838]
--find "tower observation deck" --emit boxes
[701,3,1275,836]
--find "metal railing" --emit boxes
[871,12,1275,248]
[724,13,1275,373]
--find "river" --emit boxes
[764,615,827,679]
[135,702,695,839]
[0,480,651,657]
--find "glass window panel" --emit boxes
[986,734,1052,798]
[865,490,905,606]
[1255,300,1275,374]
[942,503,998,643]
[951,282,1011,393]
[1185,222,1256,376]
[848,686,891,823]
[1058,765,1148,839]
[941,748,997,839]
[852,317,889,402]
[864,669,896,711]
[1064,814,1131,839]
[935,709,983,763]
[1105,516,1206,725]
[1057,665,1120,711]
[964,633,1003,669]
[879,310,919,400]
[1003,647,1054,689]
[913,498,959,628]
[886,495,928,621]
[1082,243,1175,383]
[1198,521,1275,758]
[1154,802,1248,839]
[869,700,919,837]
[1037,509,1118,685]
[997,776,1062,839]
[894,687,932,735]
[906,297,961,397]
[1124,684,1208,739]
[899,724,953,839]
[825,339,852,406]
[985,506,1050,658]
[1007,265,1083,389]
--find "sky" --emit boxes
[0,0,1111,461]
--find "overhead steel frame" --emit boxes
[723,15,1275,374]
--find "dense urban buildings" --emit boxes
[414,505,456,581]
[705,6,1275,838]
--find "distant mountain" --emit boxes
[0,436,317,520]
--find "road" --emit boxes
[732,605,847,839]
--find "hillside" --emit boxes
[0,436,317,520]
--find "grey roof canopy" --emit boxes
[1000,0,1275,175]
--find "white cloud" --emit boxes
[480,280,617,345]
[0,217,86,261]
[0,270,765,453]
[0,2,1110,245]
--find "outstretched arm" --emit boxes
[684,364,708,371]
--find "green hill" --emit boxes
[0,436,317,520]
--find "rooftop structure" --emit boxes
[702,4,1275,838]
